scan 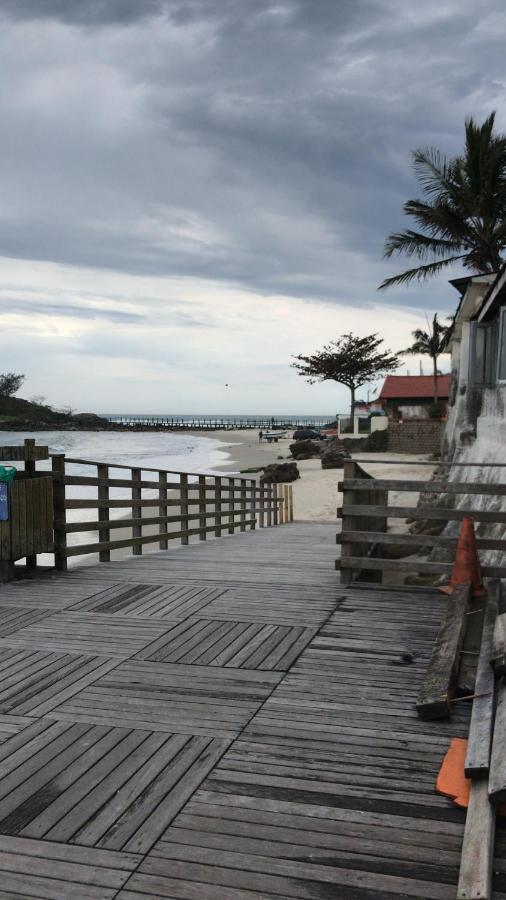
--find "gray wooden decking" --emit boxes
[0,522,503,898]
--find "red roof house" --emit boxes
[379,374,451,419]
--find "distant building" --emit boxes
[354,399,384,417]
[379,374,451,421]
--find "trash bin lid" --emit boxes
[0,466,16,483]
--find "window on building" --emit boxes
[498,308,506,382]
[470,319,498,386]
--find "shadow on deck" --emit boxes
[0,522,502,898]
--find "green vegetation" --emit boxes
[239,466,264,474]
[401,314,449,402]
[380,112,506,289]
[0,373,25,397]
[0,383,110,431]
[292,333,400,419]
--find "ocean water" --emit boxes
[0,429,231,475]
[0,430,233,565]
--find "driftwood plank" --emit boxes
[465,585,497,778]
[416,583,471,720]
[488,678,506,805]
[457,779,495,900]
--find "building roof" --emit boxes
[379,374,451,401]
[474,262,506,322]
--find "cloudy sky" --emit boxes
[1,0,505,414]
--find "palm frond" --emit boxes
[378,255,467,291]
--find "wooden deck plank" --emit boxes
[0,523,491,898]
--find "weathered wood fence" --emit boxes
[0,440,293,575]
[337,458,506,584]
[53,455,293,570]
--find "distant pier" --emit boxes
[104,415,334,430]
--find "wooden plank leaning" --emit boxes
[457,778,495,900]
[489,676,506,806]
[416,582,471,720]
[465,582,498,778]
[491,582,506,674]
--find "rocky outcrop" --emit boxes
[260,462,300,484]
[289,440,322,460]
[320,445,350,469]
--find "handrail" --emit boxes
[337,459,506,584]
[51,454,293,571]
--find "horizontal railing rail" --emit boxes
[52,455,293,570]
[337,459,506,584]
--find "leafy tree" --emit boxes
[380,112,506,289]
[292,333,400,419]
[0,373,25,397]
[401,314,449,402]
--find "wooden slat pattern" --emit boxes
[0,524,502,898]
[199,589,338,627]
[69,582,225,619]
[0,606,50,637]
[136,618,317,670]
[0,649,118,715]
[119,581,478,900]
[0,719,227,854]
[0,612,173,658]
[50,660,282,739]
[0,834,139,899]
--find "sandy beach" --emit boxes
[208,429,435,522]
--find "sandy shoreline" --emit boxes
[206,429,435,523]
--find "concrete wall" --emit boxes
[387,419,444,454]
[336,415,387,440]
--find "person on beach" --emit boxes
[259,430,263,442]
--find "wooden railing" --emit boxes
[337,458,506,584]
[52,455,293,570]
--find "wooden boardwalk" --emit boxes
[0,522,503,898]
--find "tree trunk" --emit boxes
[350,384,356,423]
[432,355,439,403]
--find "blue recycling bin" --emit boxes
[0,467,16,522]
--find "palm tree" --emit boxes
[379,113,506,290]
[401,314,449,403]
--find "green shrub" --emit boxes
[363,428,388,451]
[428,401,444,418]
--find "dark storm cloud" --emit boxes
[0,0,504,312]
[0,0,166,25]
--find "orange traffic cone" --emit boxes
[439,515,485,598]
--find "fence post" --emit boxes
[340,459,357,585]
[98,463,111,562]
[273,484,279,526]
[259,483,265,528]
[249,479,256,529]
[24,439,37,570]
[132,467,142,555]
[159,471,168,550]
[214,476,222,537]
[267,484,273,527]
[228,478,235,534]
[198,475,207,540]
[52,454,67,572]
[180,473,189,545]
[240,479,247,532]
[288,484,294,522]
